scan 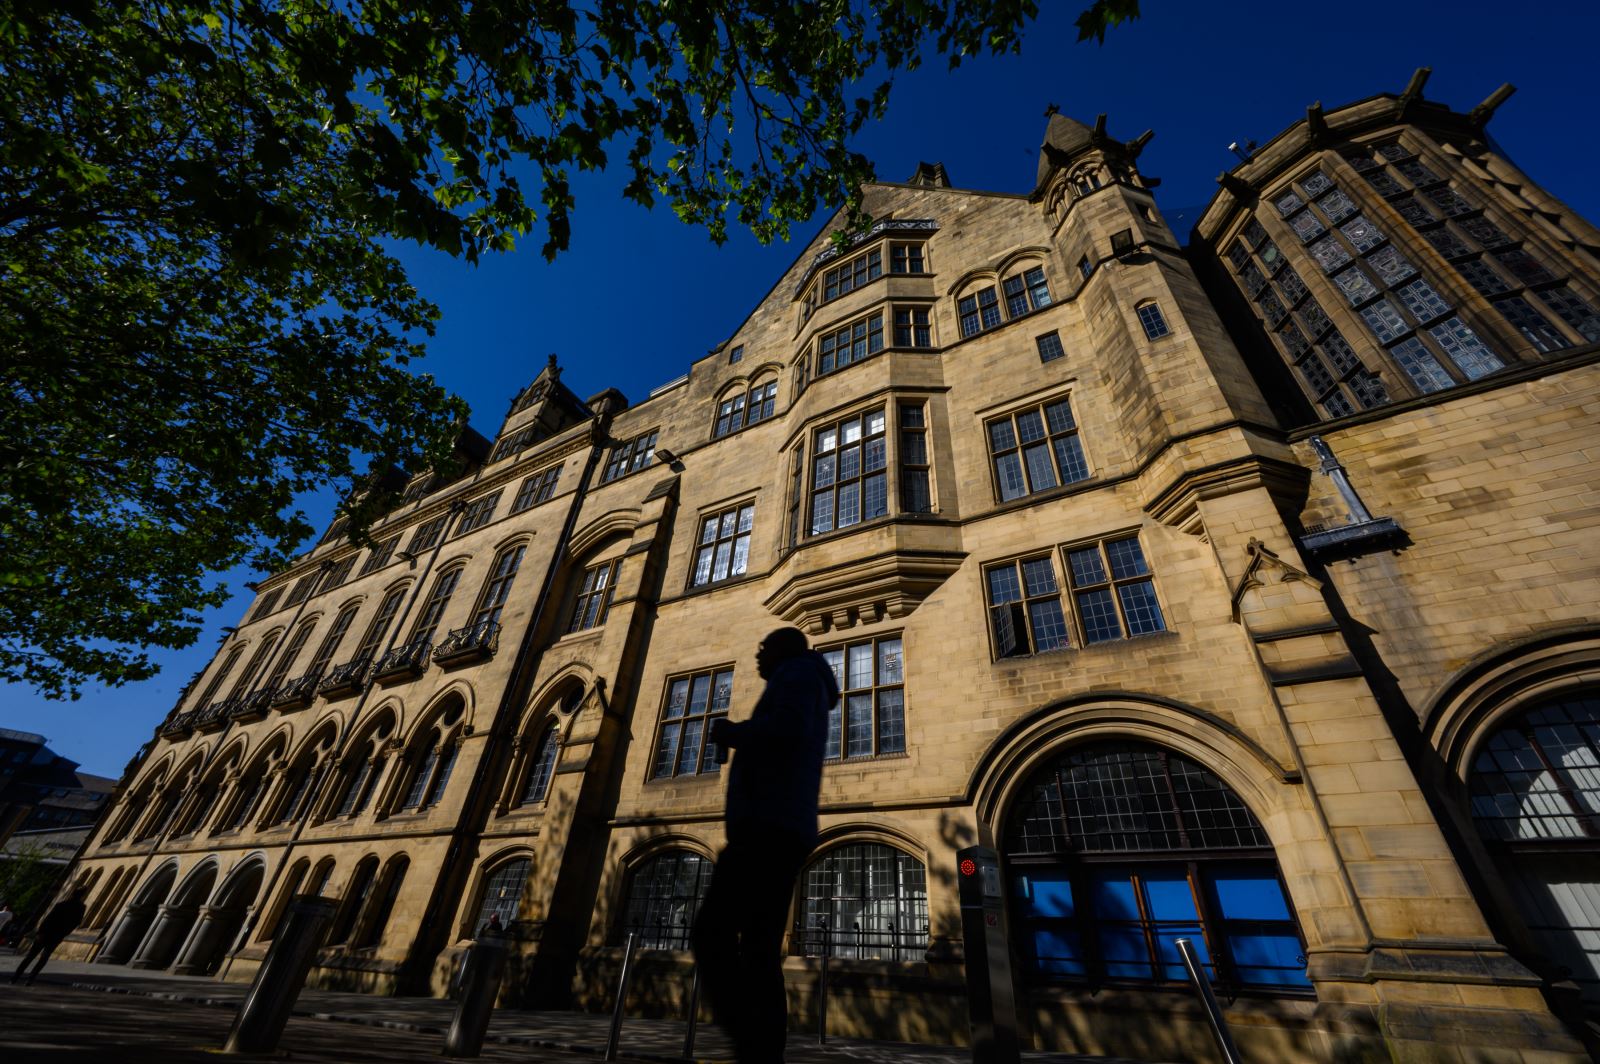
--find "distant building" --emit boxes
[61,71,1600,1062]
[0,727,112,844]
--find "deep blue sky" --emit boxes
[9,0,1600,777]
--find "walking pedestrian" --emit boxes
[693,627,839,1064]
[0,901,14,947]
[12,887,88,985]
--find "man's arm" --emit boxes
[712,661,818,752]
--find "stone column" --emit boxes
[128,902,196,970]
[97,902,157,964]
[172,905,228,975]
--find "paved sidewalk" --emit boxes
[0,955,1155,1062]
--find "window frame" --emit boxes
[818,634,906,761]
[619,849,712,950]
[798,842,928,962]
[984,394,1091,503]
[602,430,658,483]
[806,407,889,537]
[713,379,778,438]
[510,465,562,513]
[816,311,884,376]
[985,555,1071,659]
[455,490,501,537]
[649,666,735,780]
[567,558,620,634]
[689,502,755,588]
[1060,534,1168,645]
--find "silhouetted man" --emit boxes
[12,887,88,985]
[695,627,839,1064]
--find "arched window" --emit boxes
[408,566,463,648]
[351,588,406,666]
[472,858,531,935]
[262,617,318,693]
[1005,741,1309,991]
[471,546,525,632]
[398,701,464,812]
[355,857,408,948]
[172,753,238,837]
[192,645,246,710]
[215,738,284,833]
[327,857,378,945]
[332,716,395,819]
[713,378,778,438]
[800,844,927,962]
[520,724,561,806]
[1468,693,1600,1003]
[620,850,712,950]
[136,767,194,840]
[261,858,310,941]
[229,630,283,700]
[271,733,334,825]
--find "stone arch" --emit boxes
[968,693,1298,843]
[504,679,585,812]
[994,245,1054,278]
[613,839,716,950]
[568,508,640,559]
[127,858,219,970]
[172,855,267,975]
[486,528,536,558]
[797,835,931,961]
[97,860,181,964]
[1421,625,1600,777]
[459,846,537,938]
[383,689,469,814]
[949,267,1002,299]
[322,702,402,820]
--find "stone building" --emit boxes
[57,71,1600,1061]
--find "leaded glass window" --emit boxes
[568,559,619,633]
[652,668,733,778]
[818,313,884,374]
[1005,742,1309,991]
[1063,536,1165,644]
[808,408,887,534]
[691,503,754,587]
[801,844,928,962]
[520,724,561,805]
[820,635,905,760]
[472,859,530,935]
[986,556,1069,659]
[986,398,1089,502]
[621,851,712,950]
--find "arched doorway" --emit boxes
[1002,740,1311,991]
[1467,692,1600,1005]
[128,862,217,970]
[96,862,178,965]
[172,860,265,975]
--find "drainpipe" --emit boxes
[397,410,614,993]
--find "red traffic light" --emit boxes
[960,858,977,877]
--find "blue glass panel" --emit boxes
[1210,869,1292,920]
[1090,871,1139,917]
[1031,929,1087,976]
[1226,932,1310,986]
[1142,870,1198,918]
[1154,927,1209,981]
[1015,872,1074,917]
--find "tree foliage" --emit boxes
[1,0,1136,699]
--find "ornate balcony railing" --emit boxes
[433,620,499,667]
[193,699,236,732]
[373,639,432,684]
[228,689,274,722]
[271,673,322,708]
[318,658,371,698]
[160,711,198,739]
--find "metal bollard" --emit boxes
[223,895,336,1055]
[1175,938,1244,1064]
[816,919,830,1046]
[603,931,638,1062]
[682,963,702,1060]
[443,933,510,1057]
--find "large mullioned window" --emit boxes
[819,636,905,761]
[620,850,712,950]
[651,668,734,779]
[808,408,887,535]
[1468,693,1600,1003]
[800,844,928,962]
[1007,742,1310,991]
[986,397,1090,502]
[959,267,1052,339]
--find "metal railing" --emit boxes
[318,658,371,696]
[433,620,499,663]
[271,673,322,706]
[796,919,930,963]
[373,638,432,680]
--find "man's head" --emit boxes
[757,627,809,679]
